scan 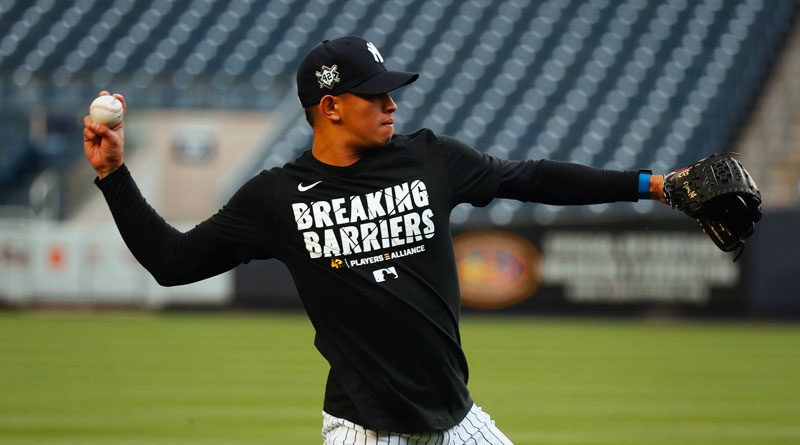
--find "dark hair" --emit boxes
[304,107,315,127]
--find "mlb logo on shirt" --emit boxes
[373,267,398,282]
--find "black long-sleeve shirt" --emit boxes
[96,128,639,432]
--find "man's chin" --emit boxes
[380,125,395,142]
[363,136,393,150]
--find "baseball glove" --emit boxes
[663,153,762,255]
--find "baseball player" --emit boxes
[83,36,668,444]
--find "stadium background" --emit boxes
[1,0,800,443]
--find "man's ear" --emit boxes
[319,95,341,122]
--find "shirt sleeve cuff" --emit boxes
[93,164,130,189]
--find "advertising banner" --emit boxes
[453,218,746,314]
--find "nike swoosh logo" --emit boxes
[297,181,322,192]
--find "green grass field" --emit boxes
[1,312,798,444]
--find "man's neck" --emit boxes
[311,130,364,167]
[311,145,362,167]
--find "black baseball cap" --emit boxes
[296,36,418,108]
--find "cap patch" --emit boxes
[316,64,341,89]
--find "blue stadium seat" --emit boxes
[0,0,797,219]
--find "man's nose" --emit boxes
[384,94,397,113]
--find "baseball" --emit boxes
[89,95,123,128]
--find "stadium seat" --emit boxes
[0,0,797,219]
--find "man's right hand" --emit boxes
[83,91,126,180]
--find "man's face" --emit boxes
[337,92,398,148]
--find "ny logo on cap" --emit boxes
[316,64,340,89]
[366,42,384,63]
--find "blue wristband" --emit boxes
[637,172,651,199]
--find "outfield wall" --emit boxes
[0,220,232,307]
[2,211,797,317]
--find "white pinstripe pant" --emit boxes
[321,404,514,445]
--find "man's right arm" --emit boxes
[95,165,246,286]
[84,92,267,286]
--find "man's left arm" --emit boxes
[495,159,666,205]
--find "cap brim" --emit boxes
[348,70,418,95]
